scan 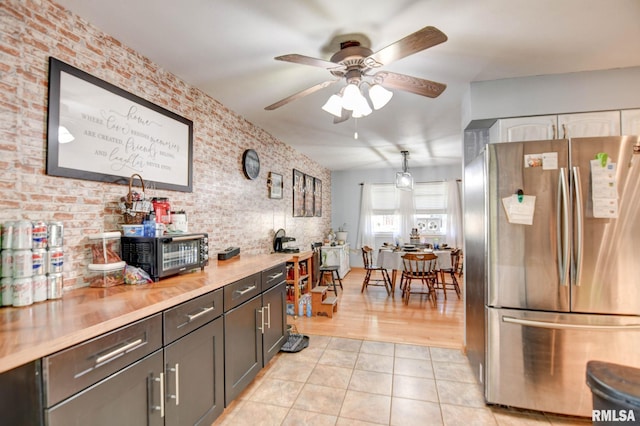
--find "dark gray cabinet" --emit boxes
[224,264,286,405]
[43,288,227,426]
[46,350,164,426]
[43,314,164,426]
[262,281,287,363]
[163,289,224,426]
[2,261,286,425]
[223,272,263,405]
[0,360,43,426]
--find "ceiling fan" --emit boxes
[265,26,448,122]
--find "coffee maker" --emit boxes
[273,229,299,253]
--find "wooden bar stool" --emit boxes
[317,265,343,295]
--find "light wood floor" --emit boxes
[290,267,464,350]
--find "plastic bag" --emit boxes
[124,265,153,285]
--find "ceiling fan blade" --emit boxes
[364,26,447,68]
[265,80,339,110]
[275,54,346,71]
[333,109,352,124]
[374,71,446,98]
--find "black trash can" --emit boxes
[586,361,640,425]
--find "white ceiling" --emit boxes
[55,0,640,171]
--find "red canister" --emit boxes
[152,198,171,225]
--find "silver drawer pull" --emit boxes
[168,363,180,406]
[258,307,264,332]
[95,338,143,364]
[268,272,284,280]
[153,372,165,417]
[265,303,271,329]
[187,306,214,322]
[235,285,257,296]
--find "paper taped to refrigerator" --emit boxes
[590,159,618,218]
[502,194,536,225]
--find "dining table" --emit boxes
[377,247,454,294]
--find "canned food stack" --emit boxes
[0,220,64,308]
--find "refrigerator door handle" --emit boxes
[572,166,584,286]
[557,168,570,286]
[503,316,640,330]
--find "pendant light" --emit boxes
[395,150,413,191]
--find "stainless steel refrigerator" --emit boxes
[464,136,640,417]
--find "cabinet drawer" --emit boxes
[224,272,261,312]
[45,350,164,426]
[262,263,286,291]
[163,288,223,344]
[43,313,162,407]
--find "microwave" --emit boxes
[121,233,209,281]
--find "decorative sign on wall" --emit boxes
[292,169,321,217]
[267,172,283,199]
[304,174,315,217]
[46,57,194,192]
[314,178,322,217]
[293,169,305,217]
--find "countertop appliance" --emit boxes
[273,229,299,253]
[465,136,640,417]
[121,233,208,281]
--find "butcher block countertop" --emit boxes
[0,253,291,374]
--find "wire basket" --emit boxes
[119,174,152,224]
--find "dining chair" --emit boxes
[457,250,464,276]
[400,252,438,306]
[437,248,462,299]
[361,246,391,295]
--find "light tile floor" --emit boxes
[213,336,591,426]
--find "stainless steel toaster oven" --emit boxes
[121,233,209,281]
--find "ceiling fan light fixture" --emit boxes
[368,84,393,110]
[351,96,372,118]
[321,94,344,117]
[341,83,364,111]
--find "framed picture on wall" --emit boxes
[304,174,314,217]
[46,57,193,192]
[268,172,283,199]
[293,169,305,217]
[314,178,322,217]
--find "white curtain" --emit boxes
[356,183,376,249]
[395,188,416,246]
[446,180,463,248]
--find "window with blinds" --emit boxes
[369,182,448,236]
[371,184,397,233]
[414,182,448,236]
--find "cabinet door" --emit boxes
[46,350,164,426]
[558,111,620,138]
[0,360,43,426]
[164,317,224,426]
[224,295,262,405]
[621,109,640,135]
[262,281,287,365]
[489,116,558,143]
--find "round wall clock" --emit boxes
[242,149,260,180]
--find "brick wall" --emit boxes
[0,0,331,289]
